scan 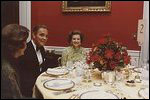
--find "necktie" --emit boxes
[36,46,41,51]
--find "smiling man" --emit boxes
[18,25,56,97]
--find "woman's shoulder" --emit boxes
[80,47,86,52]
[63,46,72,52]
[2,59,15,76]
[65,46,72,49]
[80,46,85,49]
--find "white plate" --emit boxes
[138,88,149,99]
[79,90,119,99]
[46,68,69,76]
[43,79,75,91]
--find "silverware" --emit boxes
[105,90,119,99]
[69,94,79,99]
[73,94,79,99]
[121,97,127,99]
[69,94,76,99]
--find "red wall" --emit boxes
[31,1,143,50]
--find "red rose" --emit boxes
[123,56,131,64]
[90,54,99,62]
[86,60,91,64]
[105,49,114,59]
[123,50,128,56]
[109,61,117,70]
[115,52,122,60]
[87,35,131,71]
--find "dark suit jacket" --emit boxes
[18,41,59,97]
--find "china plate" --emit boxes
[138,88,149,99]
[79,90,119,99]
[43,79,75,91]
[46,68,69,76]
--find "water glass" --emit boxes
[66,61,75,73]
[141,68,149,81]
[115,70,124,81]
[141,59,149,81]
[82,64,92,83]
[102,71,116,84]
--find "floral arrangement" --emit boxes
[87,34,131,71]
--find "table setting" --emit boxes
[43,78,75,91]
[46,67,69,76]
[33,35,149,99]
[33,36,149,99]
[33,63,149,99]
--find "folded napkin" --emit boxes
[47,68,67,74]
[49,81,72,87]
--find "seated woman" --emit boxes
[61,30,87,66]
[1,24,29,99]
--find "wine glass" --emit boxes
[81,63,93,89]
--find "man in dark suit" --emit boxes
[18,25,59,97]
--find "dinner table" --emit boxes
[32,65,149,99]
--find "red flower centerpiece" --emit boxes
[87,34,131,71]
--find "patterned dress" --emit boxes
[61,46,87,66]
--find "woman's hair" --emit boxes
[2,24,29,57]
[32,24,48,35]
[67,30,84,44]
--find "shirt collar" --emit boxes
[31,40,37,51]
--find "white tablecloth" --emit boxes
[33,68,149,99]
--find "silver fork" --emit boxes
[106,90,120,99]
[69,94,79,99]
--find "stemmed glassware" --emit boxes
[141,59,149,88]
[80,63,93,89]
[66,61,75,78]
